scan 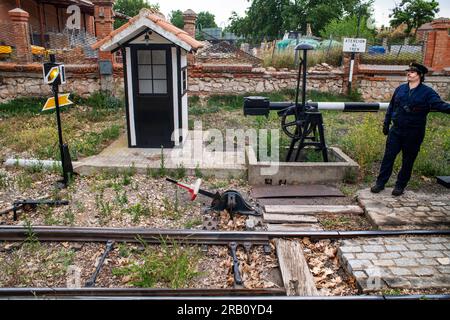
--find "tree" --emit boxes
[169,10,184,29]
[320,15,376,41]
[196,11,218,30]
[389,0,439,38]
[227,0,373,41]
[113,0,160,29]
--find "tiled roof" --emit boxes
[92,9,203,52]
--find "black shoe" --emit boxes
[370,184,384,193]
[392,187,404,196]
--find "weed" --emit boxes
[25,162,44,174]
[24,219,39,248]
[74,200,85,213]
[184,217,203,229]
[0,171,9,190]
[194,164,203,178]
[115,190,128,207]
[159,146,167,176]
[95,192,112,225]
[126,203,150,223]
[161,195,182,221]
[210,180,228,189]
[382,289,402,296]
[56,249,75,269]
[62,207,75,226]
[117,242,131,258]
[43,206,60,225]
[112,238,202,288]
[188,95,201,105]
[84,91,124,110]
[15,173,33,190]
[123,164,137,183]
[173,164,187,180]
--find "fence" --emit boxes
[360,38,424,65]
[238,34,426,69]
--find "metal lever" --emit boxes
[85,240,114,287]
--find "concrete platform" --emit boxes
[358,188,450,230]
[247,146,359,185]
[74,133,246,178]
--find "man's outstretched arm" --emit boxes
[428,89,450,114]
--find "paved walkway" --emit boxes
[358,188,450,230]
[74,134,246,178]
[338,236,450,292]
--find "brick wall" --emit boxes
[423,18,450,72]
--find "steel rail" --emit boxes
[0,287,286,298]
[0,288,448,300]
[0,227,449,244]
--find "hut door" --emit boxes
[131,46,174,148]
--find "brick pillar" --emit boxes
[92,0,114,61]
[86,15,95,35]
[183,9,197,66]
[8,8,32,63]
[423,18,450,72]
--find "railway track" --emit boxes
[0,226,449,243]
[0,226,449,300]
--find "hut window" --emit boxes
[137,50,167,94]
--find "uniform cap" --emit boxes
[406,62,428,75]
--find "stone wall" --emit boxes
[359,75,450,101]
[1,63,449,104]
[0,63,124,102]
[188,65,345,96]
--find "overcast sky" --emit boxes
[155,0,450,29]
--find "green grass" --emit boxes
[126,203,151,223]
[0,92,125,161]
[0,97,47,118]
[112,238,202,288]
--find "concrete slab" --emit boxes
[74,133,247,178]
[358,188,450,230]
[264,205,364,215]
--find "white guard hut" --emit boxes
[92,9,203,148]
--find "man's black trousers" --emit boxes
[376,125,425,189]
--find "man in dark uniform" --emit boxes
[371,62,450,196]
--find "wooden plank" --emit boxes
[267,224,323,232]
[264,213,318,224]
[275,239,319,296]
[264,205,364,215]
[251,185,344,199]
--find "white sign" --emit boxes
[343,38,367,53]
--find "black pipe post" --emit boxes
[301,48,308,113]
[49,54,69,186]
